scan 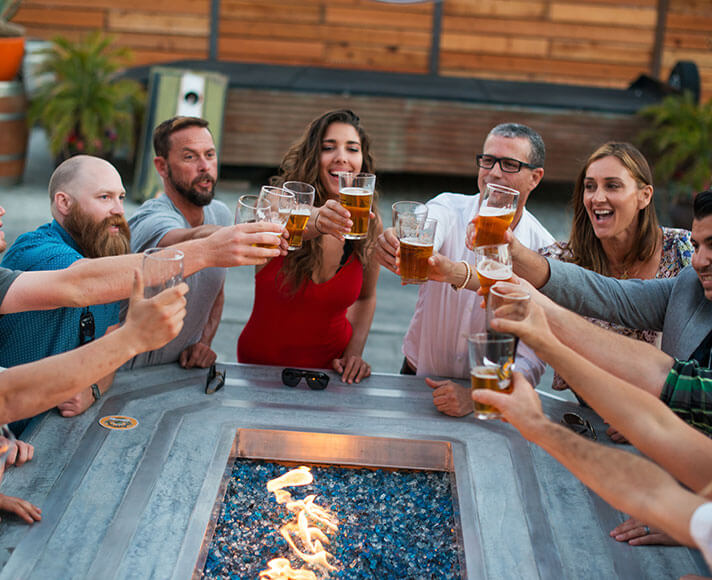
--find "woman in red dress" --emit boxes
[238,110,382,383]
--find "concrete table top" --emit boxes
[0,363,706,579]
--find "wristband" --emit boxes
[90,384,101,402]
[314,212,327,235]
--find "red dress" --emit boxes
[237,255,363,368]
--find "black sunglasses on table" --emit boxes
[560,412,597,440]
[476,154,540,173]
[281,368,330,390]
[205,364,226,394]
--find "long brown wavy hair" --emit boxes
[271,109,380,291]
[569,142,660,275]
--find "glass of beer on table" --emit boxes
[468,332,516,420]
[473,243,513,302]
[396,216,437,285]
[282,181,315,250]
[256,186,296,249]
[339,172,376,240]
[466,183,519,250]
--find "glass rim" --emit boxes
[143,248,184,261]
[392,200,426,209]
[282,181,316,195]
[472,242,510,251]
[260,185,295,200]
[467,332,516,345]
[484,183,520,196]
[490,283,530,300]
[238,193,270,207]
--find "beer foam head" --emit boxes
[477,258,512,279]
[340,187,371,196]
[293,207,312,216]
[479,205,515,217]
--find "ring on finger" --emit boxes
[643,525,650,535]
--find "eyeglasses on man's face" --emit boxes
[476,154,540,174]
[281,368,330,390]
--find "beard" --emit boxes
[63,204,131,258]
[166,165,216,207]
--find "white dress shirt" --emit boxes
[402,192,555,383]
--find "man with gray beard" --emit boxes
[0,155,131,424]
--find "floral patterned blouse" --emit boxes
[539,227,694,391]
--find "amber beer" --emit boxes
[286,209,311,250]
[476,258,513,296]
[470,365,513,419]
[254,232,281,250]
[472,206,515,247]
[399,238,433,284]
[340,187,372,240]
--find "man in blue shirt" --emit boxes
[0,155,130,422]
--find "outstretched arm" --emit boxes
[0,272,188,425]
[472,375,705,547]
[492,293,712,492]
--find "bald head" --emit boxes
[49,155,121,206]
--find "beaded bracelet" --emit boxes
[450,260,472,291]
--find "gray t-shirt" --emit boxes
[122,194,232,369]
[0,268,21,314]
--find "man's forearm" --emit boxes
[536,336,712,492]
[534,421,702,547]
[0,327,143,424]
[199,286,224,346]
[544,299,673,396]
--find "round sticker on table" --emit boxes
[99,415,139,430]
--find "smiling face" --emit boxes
[691,215,712,300]
[477,135,543,228]
[583,155,653,242]
[318,122,363,199]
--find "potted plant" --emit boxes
[28,31,145,163]
[636,92,712,227]
[0,0,24,81]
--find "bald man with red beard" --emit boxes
[0,155,133,430]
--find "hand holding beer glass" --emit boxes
[143,248,185,298]
[391,200,427,227]
[486,282,531,332]
[466,183,519,250]
[468,332,516,420]
[396,216,437,285]
[473,243,513,302]
[257,186,296,249]
[283,181,315,250]
[339,172,376,240]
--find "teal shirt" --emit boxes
[0,220,120,367]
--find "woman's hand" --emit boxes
[332,354,371,384]
[309,200,353,241]
[610,517,679,546]
[0,493,41,524]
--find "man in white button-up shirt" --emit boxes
[375,123,554,416]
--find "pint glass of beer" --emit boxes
[283,181,315,251]
[396,216,437,285]
[339,172,376,240]
[473,243,513,301]
[143,248,184,299]
[466,183,519,249]
[486,282,531,332]
[468,332,515,420]
[257,186,296,249]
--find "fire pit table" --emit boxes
[0,363,707,579]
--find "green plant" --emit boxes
[637,92,712,203]
[0,0,23,37]
[28,31,145,160]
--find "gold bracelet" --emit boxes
[451,260,472,291]
[314,211,326,235]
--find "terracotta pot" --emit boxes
[0,80,28,186]
[0,36,25,81]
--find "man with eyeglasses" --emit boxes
[0,156,131,427]
[374,123,554,417]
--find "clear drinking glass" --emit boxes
[486,282,531,332]
[282,181,315,250]
[391,200,428,228]
[142,248,184,298]
[338,172,376,240]
[396,216,437,285]
[473,243,513,303]
[466,183,520,250]
[235,194,270,225]
[257,186,296,249]
[468,332,516,420]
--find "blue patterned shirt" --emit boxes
[0,220,121,367]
